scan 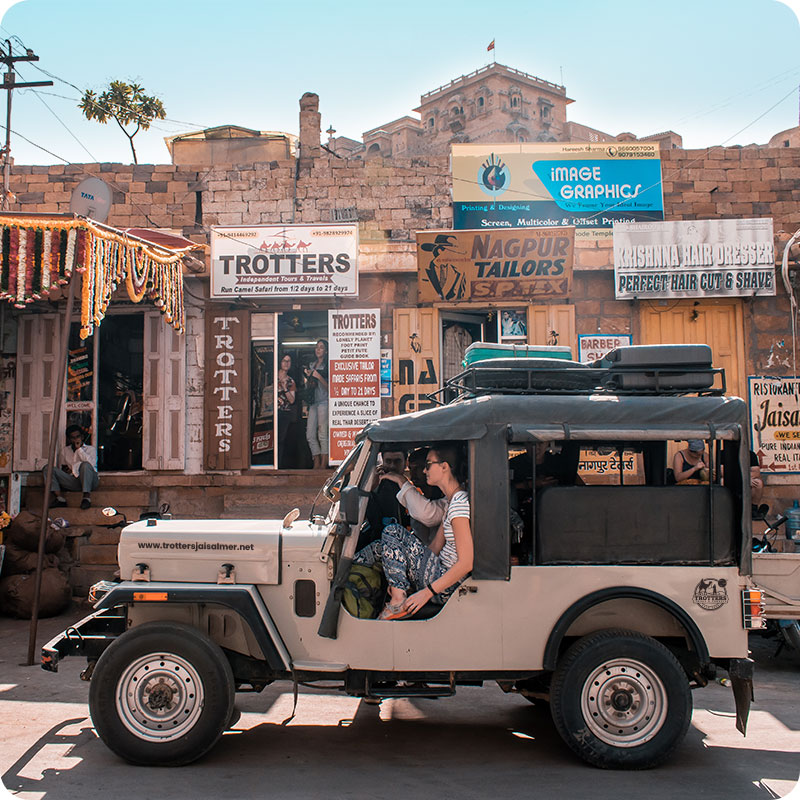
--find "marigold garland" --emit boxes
[0,216,187,338]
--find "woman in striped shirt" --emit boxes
[355,443,473,620]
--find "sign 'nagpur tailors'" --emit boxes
[451,142,664,240]
[613,218,775,300]
[211,224,358,298]
[416,227,575,303]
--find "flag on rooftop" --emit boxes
[487,39,495,51]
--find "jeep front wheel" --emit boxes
[88,622,234,766]
[550,629,691,769]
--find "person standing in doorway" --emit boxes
[304,339,329,469]
[44,424,99,509]
[277,353,297,468]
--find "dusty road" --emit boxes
[1,606,799,800]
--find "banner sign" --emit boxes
[451,142,663,240]
[416,227,575,303]
[328,309,381,465]
[614,218,775,300]
[211,224,358,298]
[578,448,644,484]
[578,334,632,363]
[204,307,250,470]
[749,376,800,474]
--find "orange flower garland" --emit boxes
[0,215,186,338]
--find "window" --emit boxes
[523,437,741,567]
[510,95,520,108]
[477,96,484,109]
[429,117,435,128]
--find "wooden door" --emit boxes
[14,314,61,471]
[393,307,440,415]
[143,312,187,470]
[528,304,576,357]
[639,300,745,398]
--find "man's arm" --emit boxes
[397,482,447,526]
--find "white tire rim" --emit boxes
[580,657,667,747]
[115,652,204,742]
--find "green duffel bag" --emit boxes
[341,563,386,619]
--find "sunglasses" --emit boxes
[424,460,442,469]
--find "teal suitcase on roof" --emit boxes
[463,341,572,367]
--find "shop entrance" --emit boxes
[276,310,328,469]
[64,314,144,471]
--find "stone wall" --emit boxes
[8,144,800,389]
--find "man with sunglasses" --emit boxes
[379,447,447,546]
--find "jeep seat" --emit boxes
[536,485,736,565]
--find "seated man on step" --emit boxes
[44,424,99,510]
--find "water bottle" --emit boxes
[785,500,800,542]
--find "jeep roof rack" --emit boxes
[435,345,726,403]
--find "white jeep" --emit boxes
[43,346,763,770]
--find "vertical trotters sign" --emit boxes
[328,309,380,465]
[205,306,250,469]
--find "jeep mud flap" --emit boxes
[726,657,754,735]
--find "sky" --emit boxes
[0,0,797,166]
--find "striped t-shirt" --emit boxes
[440,490,470,569]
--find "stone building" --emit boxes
[350,63,682,159]
[1,78,799,592]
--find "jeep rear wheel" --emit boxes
[88,622,234,766]
[550,629,691,769]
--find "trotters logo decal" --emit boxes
[693,578,728,611]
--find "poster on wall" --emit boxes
[614,218,775,300]
[578,334,632,363]
[749,376,800,474]
[416,227,575,303]
[451,142,663,240]
[211,224,358,298]
[380,349,392,398]
[328,309,381,465]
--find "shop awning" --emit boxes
[0,213,198,338]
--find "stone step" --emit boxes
[221,488,323,519]
[68,564,118,599]
[25,487,153,508]
[75,543,118,565]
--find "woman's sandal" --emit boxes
[378,602,412,621]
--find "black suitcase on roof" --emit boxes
[591,344,715,391]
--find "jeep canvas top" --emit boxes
[42,345,762,770]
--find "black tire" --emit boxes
[550,629,692,769]
[782,621,800,652]
[88,622,235,766]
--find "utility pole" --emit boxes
[0,40,52,210]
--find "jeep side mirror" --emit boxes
[340,485,363,526]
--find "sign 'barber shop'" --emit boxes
[211,224,358,298]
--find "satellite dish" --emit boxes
[70,177,113,223]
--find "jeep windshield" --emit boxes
[322,441,364,502]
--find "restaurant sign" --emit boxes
[211,224,358,298]
[614,218,775,300]
[416,227,575,303]
[749,376,800,474]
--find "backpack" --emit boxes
[341,563,386,619]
